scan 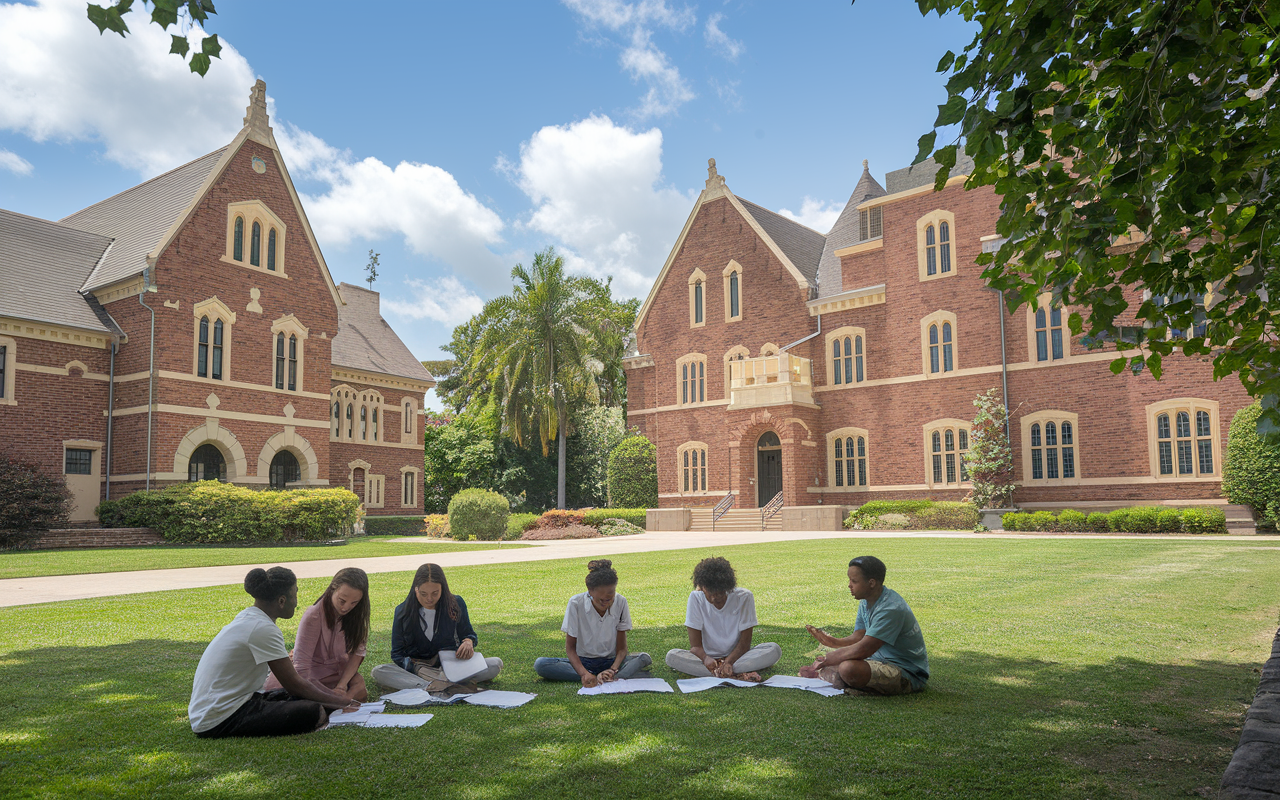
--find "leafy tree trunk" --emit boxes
[557,403,567,510]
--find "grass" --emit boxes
[0,538,1277,799]
[0,536,528,579]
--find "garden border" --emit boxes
[1219,624,1280,799]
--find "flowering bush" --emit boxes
[965,388,1016,509]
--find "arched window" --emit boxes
[833,337,853,385]
[188,443,225,482]
[250,221,261,267]
[275,332,286,389]
[233,217,244,261]
[679,444,709,493]
[211,319,224,380]
[694,281,704,324]
[926,422,970,487]
[1035,306,1065,362]
[1023,411,1079,483]
[682,363,689,402]
[372,408,379,441]
[939,221,952,274]
[929,325,940,374]
[360,406,368,440]
[1195,410,1213,474]
[269,450,300,489]
[679,357,706,405]
[287,335,297,391]
[729,271,739,318]
[267,228,277,271]
[855,336,864,383]
[332,401,341,438]
[925,225,937,276]
[922,312,958,376]
[404,401,412,433]
[833,435,868,488]
[917,211,958,281]
[942,322,953,372]
[197,316,209,378]
[346,403,354,440]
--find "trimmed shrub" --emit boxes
[1180,506,1227,534]
[912,502,981,530]
[521,524,602,541]
[1155,508,1183,533]
[1223,402,1280,529]
[1000,512,1026,531]
[1027,511,1057,532]
[448,489,509,542]
[582,508,647,529]
[364,516,430,536]
[1057,509,1087,532]
[597,518,645,537]
[607,436,658,509]
[0,456,72,549]
[1110,506,1160,533]
[1086,512,1110,532]
[533,509,587,529]
[506,513,538,540]
[846,500,978,531]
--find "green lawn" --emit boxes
[0,537,527,579]
[0,538,1276,799]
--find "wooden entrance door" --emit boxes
[756,431,782,506]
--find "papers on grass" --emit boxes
[676,677,760,693]
[676,675,843,697]
[440,650,488,682]
[361,713,433,728]
[326,701,386,726]
[379,688,465,706]
[462,690,538,708]
[577,678,674,696]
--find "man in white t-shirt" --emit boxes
[665,556,781,679]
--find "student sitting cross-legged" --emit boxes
[189,566,360,738]
[665,556,780,680]
[801,555,929,695]
[534,559,653,686]
[262,567,370,701]
[370,563,503,690]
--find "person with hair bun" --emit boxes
[665,556,780,680]
[189,567,359,738]
[534,559,652,685]
[263,567,371,701]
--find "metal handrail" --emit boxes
[711,491,735,531]
[761,491,784,529]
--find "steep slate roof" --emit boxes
[737,197,827,288]
[816,161,887,298]
[332,283,435,384]
[0,209,116,333]
[62,148,228,292]
[884,147,974,194]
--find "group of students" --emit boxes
[188,553,930,738]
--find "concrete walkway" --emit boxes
[2,529,1276,608]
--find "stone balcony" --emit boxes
[727,352,814,409]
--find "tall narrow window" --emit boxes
[197,316,209,377]
[855,336,864,383]
[1061,421,1075,478]
[939,221,952,273]
[729,271,739,318]
[250,221,261,266]
[347,404,354,440]
[404,402,412,433]
[0,344,7,399]
[1035,309,1048,362]
[694,282,703,324]
[1031,423,1043,480]
[928,424,970,487]
[931,431,943,484]
[856,436,867,486]
[1036,306,1066,362]
[929,325,940,373]
[1176,411,1193,474]
[925,225,937,276]
[1045,422,1059,479]
[1196,410,1213,474]
[275,332,286,389]
[361,407,368,440]
[333,401,341,438]
[834,438,845,487]
[680,446,708,493]
[233,217,244,261]
[1157,413,1173,475]
[682,363,689,403]
[945,429,957,483]
[373,408,379,441]
[832,339,843,386]
[211,319,224,381]
[267,228,277,271]
[287,335,297,391]
[942,323,954,372]
[842,338,852,384]
[683,450,691,492]
[698,361,705,403]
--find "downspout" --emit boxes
[998,289,1009,438]
[138,266,157,491]
[105,340,116,500]
[780,308,821,352]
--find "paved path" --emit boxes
[2,530,1275,608]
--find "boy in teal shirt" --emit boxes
[802,555,929,694]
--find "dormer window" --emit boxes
[859,207,882,240]
[917,210,957,281]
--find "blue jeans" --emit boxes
[534,652,652,682]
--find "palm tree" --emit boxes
[474,248,601,509]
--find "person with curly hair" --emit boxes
[665,556,780,680]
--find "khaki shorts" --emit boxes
[864,660,922,696]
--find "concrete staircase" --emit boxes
[689,508,782,532]
[1225,504,1258,535]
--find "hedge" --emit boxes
[1000,506,1226,534]
[0,456,72,549]
[597,518,645,536]
[448,489,509,541]
[845,500,979,531]
[506,513,538,540]
[607,436,658,509]
[364,516,429,536]
[531,510,587,529]
[1223,402,1280,529]
[582,508,647,529]
[96,482,361,543]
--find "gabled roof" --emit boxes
[816,160,887,298]
[737,198,827,287]
[62,148,228,292]
[885,147,974,194]
[0,208,116,333]
[332,283,435,385]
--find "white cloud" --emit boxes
[0,148,33,175]
[507,114,695,297]
[704,13,743,61]
[778,197,844,234]
[621,29,696,118]
[383,276,485,327]
[0,0,253,175]
[562,0,694,31]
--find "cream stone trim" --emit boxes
[917,209,957,282]
[1020,409,1082,485]
[90,275,146,305]
[62,439,103,454]
[832,238,884,258]
[365,474,386,508]
[270,149,346,310]
[857,173,969,210]
[825,326,867,387]
[920,310,959,377]
[330,367,434,393]
[174,420,249,481]
[109,403,329,429]
[192,296,235,382]
[0,317,114,349]
[723,345,750,392]
[923,418,971,489]
[0,336,17,405]
[269,314,309,393]
[676,441,710,495]
[1025,293,1075,364]
[155,370,329,399]
[256,429,320,483]
[688,268,708,328]
[826,427,870,490]
[676,353,709,405]
[1145,398,1222,480]
[806,283,887,317]
[400,466,420,507]
[622,354,655,369]
[808,474,1224,494]
[221,199,289,278]
[16,361,112,381]
[759,342,779,356]
[626,398,732,416]
[400,395,418,443]
[722,259,743,322]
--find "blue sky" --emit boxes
[0,0,975,406]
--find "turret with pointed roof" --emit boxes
[816,159,886,299]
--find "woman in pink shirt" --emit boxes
[265,567,370,701]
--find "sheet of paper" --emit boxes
[440,650,487,682]
[462,690,537,708]
[676,677,761,693]
[326,701,385,725]
[577,678,674,696]
[379,688,465,706]
[762,675,845,697]
[361,713,434,728]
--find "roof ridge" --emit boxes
[0,207,114,241]
[58,147,227,224]
[737,196,829,237]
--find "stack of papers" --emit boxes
[676,677,761,693]
[327,701,386,726]
[379,688,465,706]
[761,675,844,697]
[461,690,537,708]
[578,678,674,696]
[440,650,488,682]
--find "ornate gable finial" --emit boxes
[242,79,274,146]
[706,157,726,189]
[862,159,869,171]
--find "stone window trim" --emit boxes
[677,353,708,405]
[920,310,958,377]
[270,315,309,393]
[0,335,15,405]
[688,268,707,328]
[192,297,236,382]
[826,427,870,490]
[221,200,289,278]
[826,326,867,387]
[923,418,972,489]
[677,441,711,495]
[62,439,102,477]
[400,465,420,507]
[330,385,384,443]
[1020,409,1082,485]
[917,209,957,282]
[1025,292,1074,364]
[364,473,386,508]
[723,345,750,395]
[722,259,743,322]
[1145,398,1221,480]
[401,396,418,442]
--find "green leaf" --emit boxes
[86,3,130,36]
[914,131,937,165]
[200,34,222,58]
[936,50,955,73]
[189,52,211,76]
[169,34,189,56]
[935,94,967,127]
[1110,357,1126,375]
[1067,311,1083,335]
[150,0,179,28]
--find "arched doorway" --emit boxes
[756,431,782,506]
[269,450,300,489]
[188,443,226,482]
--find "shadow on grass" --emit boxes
[0,620,1261,800]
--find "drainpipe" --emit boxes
[998,289,1009,438]
[105,340,116,499]
[138,267,158,491]
[780,311,821,352]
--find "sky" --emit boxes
[0,0,976,408]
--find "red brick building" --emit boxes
[0,82,433,521]
[624,156,1252,513]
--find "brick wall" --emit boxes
[31,528,164,549]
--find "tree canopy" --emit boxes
[910,0,1280,437]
